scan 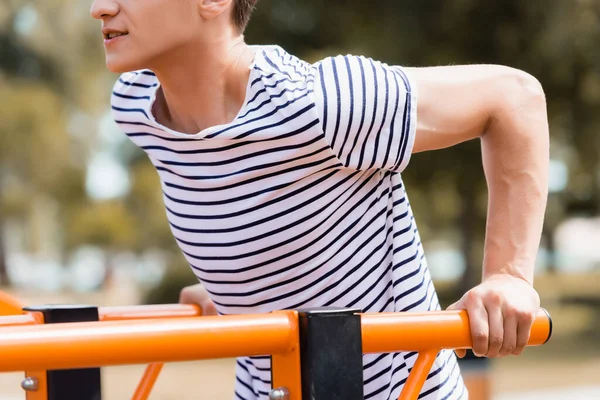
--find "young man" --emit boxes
[91,0,548,399]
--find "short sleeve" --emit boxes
[313,55,417,172]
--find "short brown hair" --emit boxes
[232,0,258,34]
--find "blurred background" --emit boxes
[0,0,599,399]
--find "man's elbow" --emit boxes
[497,67,546,109]
[484,66,550,160]
[512,69,546,105]
[490,67,548,131]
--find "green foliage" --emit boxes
[65,200,137,250]
[248,0,600,287]
[142,261,199,305]
[1,0,599,290]
[0,82,71,191]
[125,163,181,253]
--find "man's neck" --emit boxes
[150,35,255,135]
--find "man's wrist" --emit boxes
[482,268,534,286]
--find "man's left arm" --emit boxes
[406,64,549,358]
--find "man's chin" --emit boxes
[106,58,145,74]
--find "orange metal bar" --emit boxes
[1,295,204,400]
[271,310,302,400]
[132,362,164,400]
[361,309,551,400]
[399,350,439,400]
[100,304,204,400]
[99,304,202,321]
[0,294,551,400]
[0,313,38,327]
[0,291,23,315]
[0,311,298,372]
[361,308,551,353]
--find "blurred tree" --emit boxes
[0,0,110,286]
[0,80,86,285]
[2,0,599,295]
[0,1,62,87]
[247,0,600,293]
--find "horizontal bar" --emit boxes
[0,311,296,372]
[99,304,202,321]
[361,309,551,354]
[0,314,38,327]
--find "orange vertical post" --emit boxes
[270,311,302,399]
[132,363,164,400]
[398,350,439,400]
[0,291,23,316]
[23,370,48,400]
[0,292,49,400]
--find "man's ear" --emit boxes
[198,0,233,20]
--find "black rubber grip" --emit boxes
[541,307,553,344]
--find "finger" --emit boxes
[180,285,208,305]
[513,312,534,355]
[499,313,518,357]
[179,289,190,304]
[454,349,467,359]
[179,289,201,304]
[468,302,489,357]
[485,305,504,358]
[201,299,218,316]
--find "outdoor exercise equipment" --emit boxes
[0,291,552,400]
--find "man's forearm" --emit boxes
[480,72,549,285]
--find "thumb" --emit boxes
[446,301,466,358]
[454,349,467,359]
[200,299,218,316]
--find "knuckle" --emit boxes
[512,307,525,316]
[490,336,503,348]
[473,331,488,342]
[466,290,480,303]
[486,292,503,305]
[521,310,535,322]
[504,305,523,317]
[512,309,533,324]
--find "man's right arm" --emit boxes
[407,64,549,358]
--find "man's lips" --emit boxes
[102,28,129,40]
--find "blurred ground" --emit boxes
[0,272,599,399]
[0,357,599,400]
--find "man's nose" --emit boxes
[90,0,119,20]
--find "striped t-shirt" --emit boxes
[111,45,467,400]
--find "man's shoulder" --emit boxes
[254,45,314,83]
[110,70,158,127]
[111,69,158,100]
